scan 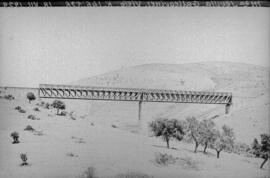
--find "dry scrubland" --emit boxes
[0,62,269,178]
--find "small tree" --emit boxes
[184,117,204,153]
[149,118,185,148]
[20,153,28,166]
[210,125,235,158]
[51,100,66,115]
[253,134,270,169]
[10,131,19,144]
[200,119,216,153]
[26,92,36,103]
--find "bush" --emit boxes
[24,125,35,132]
[111,124,117,128]
[149,118,185,148]
[26,92,36,103]
[15,106,22,110]
[154,152,176,166]
[51,100,66,115]
[18,109,26,113]
[10,131,19,144]
[4,94,14,100]
[33,107,40,112]
[20,153,28,166]
[60,111,68,116]
[44,102,51,109]
[27,114,40,120]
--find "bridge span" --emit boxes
[39,84,232,120]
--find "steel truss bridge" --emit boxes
[39,84,232,120]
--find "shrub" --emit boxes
[10,131,19,144]
[33,107,40,112]
[24,125,35,132]
[154,152,176,166]
[26,92,36,103]
[20,153,28,166]
[111,124,117,128]
[149,118,185,148]
[51,100,66,115]
[60,111,68,116]
[27,114,40,120]
[44,102,51,109]
[15,106,22,110]
[4,94,14,100]
[18,109,26,113]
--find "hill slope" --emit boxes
[72,62,270,143]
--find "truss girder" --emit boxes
[39,84,232,106]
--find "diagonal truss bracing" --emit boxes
[39,84,232,117]
[39,84,232,105]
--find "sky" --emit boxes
[0,7,269,87]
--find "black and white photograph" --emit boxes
[0,1,269,178]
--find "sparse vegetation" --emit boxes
[27,114,40,120]
[33,107,40,111]
[154,152,177,166]
[4,94,14,100]
[78,167,97,178]
[24,125,35,132]
[10,131,19,144]
[26,92,36,103]
[18,108,26,113]
[149,118,185,149]
[251,134,270,169]
[59,111,68,116]
[20,153,28,166]
[51,100,66,115]
[15,106,22,110]
[66,152,78,157]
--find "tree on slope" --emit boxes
[51,100,66,115]
[26,92,36,103]
[252,134,270,169]
[200,119,216,153]
[149,118,185,149]
[185,117,204,153]
[210,125,235,158]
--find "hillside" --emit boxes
[72,62,270,143]
[0,62,269,178]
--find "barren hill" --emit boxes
[72,62,270,143]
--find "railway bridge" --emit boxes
[39,84,232,120]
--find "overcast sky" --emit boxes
[0,7,269,87]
